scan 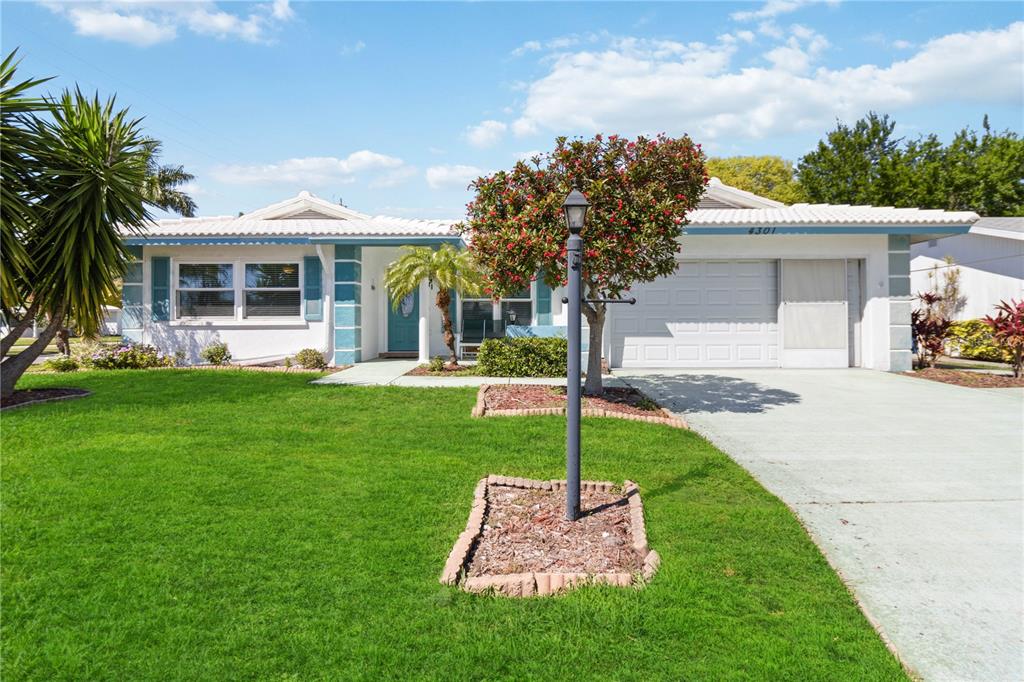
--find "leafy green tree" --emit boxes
[797,112,906,206]
[383,244,484,365]
[798,113,1024,215]
[706,156,806,204]
[459,134,707,395]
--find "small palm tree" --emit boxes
[142,139,197,217]
[384,244,484,365]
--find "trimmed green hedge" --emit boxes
[477,337,567,377]
[948,319,1010,363]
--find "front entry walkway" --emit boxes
[312,359,618,387]
[615,368,1023,682]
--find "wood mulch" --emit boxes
[484,384,661,417]
[906,368,1024,388]
[2,388,91,410]
[405,363,479,377]
[467,485,641,577]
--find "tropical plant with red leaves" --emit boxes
[912,291,951,368]
[983,299,1024,377]
[458,134,708,394]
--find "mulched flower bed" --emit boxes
[440,476,661,597]
[906,368,1024,388]
[468,485,640,577]
[2,388,91,411]
[405,364,479,377]
[472,384,687,428]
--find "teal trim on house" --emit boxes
[316,237,462,246]
[151,256,170,322]
[126,237,311,246]
[536,277,552,325]
[888,234,911,250]
[334,350,361,365]
[334,261,361,281]
[334,283,360,303]
[303,256,323,321]
[334,247,362,366]
[887,235,913,372]
[334,304,361,327]
[685,225,971,236]
[122,247,145,335]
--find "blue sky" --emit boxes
[3,1,1022,219]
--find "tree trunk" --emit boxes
[581,300,606,396]
[0,299,41,359]
[436,287,457,365]
[1,304,66,400]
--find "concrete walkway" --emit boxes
[312,358,621,388]
[615,368,1023,682]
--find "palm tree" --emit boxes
[384,244,484,365]
[0,86,152,398]
[142,139,197,217]
[0,50,50,338]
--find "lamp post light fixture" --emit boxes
[562,189,589,521]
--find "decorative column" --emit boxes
[887,234,913,372]
[334,245,362,365]
[418,279,430,363]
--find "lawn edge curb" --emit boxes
[1,389,92,411]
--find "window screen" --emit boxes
[782,260,845,303]
[177,264,234,318]
[244,263,300,317]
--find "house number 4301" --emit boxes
[747,227,777,235]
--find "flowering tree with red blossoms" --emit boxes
[458,134,708,394]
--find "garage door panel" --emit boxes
[613,259,780,368]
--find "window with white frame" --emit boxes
[177,263,234,318]
[244,263,300,317]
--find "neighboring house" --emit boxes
[123,180,977,372]
[910,217,1024,320]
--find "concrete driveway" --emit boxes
[615,369,1023,682]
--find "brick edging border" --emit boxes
[470,384,687,429]
[440,475,661,597]
[1,389,92,411]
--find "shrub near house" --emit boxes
[477,337,567,377]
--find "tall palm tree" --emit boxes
[1,87,151,398]
[384,244,484,365]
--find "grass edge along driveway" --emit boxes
[1,371,907,681]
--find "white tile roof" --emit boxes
[971,216,1024,240]
[135,188,977,240]
[688,204,978,227]
[141,215,457,237]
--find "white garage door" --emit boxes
[611,259,779,368]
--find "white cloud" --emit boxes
[425,165,485,190]
[340,40,366,56]
[64,7,176,46]
[465,120,508,148]
[42,1,295,46]
[515,150,543,162]
[508,22,1023,142]
[731,0,838,22]
[511,40,542,57]
[212,151,407,186]
[892,39,914,50]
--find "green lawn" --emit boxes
[2,371,906,681]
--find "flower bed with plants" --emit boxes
[471,384,687,428]
[906,368,1024,388]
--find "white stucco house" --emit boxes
[122,180,977,372]
[910,217,1024,320]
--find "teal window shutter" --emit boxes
[536,275,552,325]
[151,256,170,321]
[304,256,323,321]
[448,290,458,333]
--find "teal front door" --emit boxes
[388,291,419,352]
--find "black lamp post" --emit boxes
[562,189,588,521]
